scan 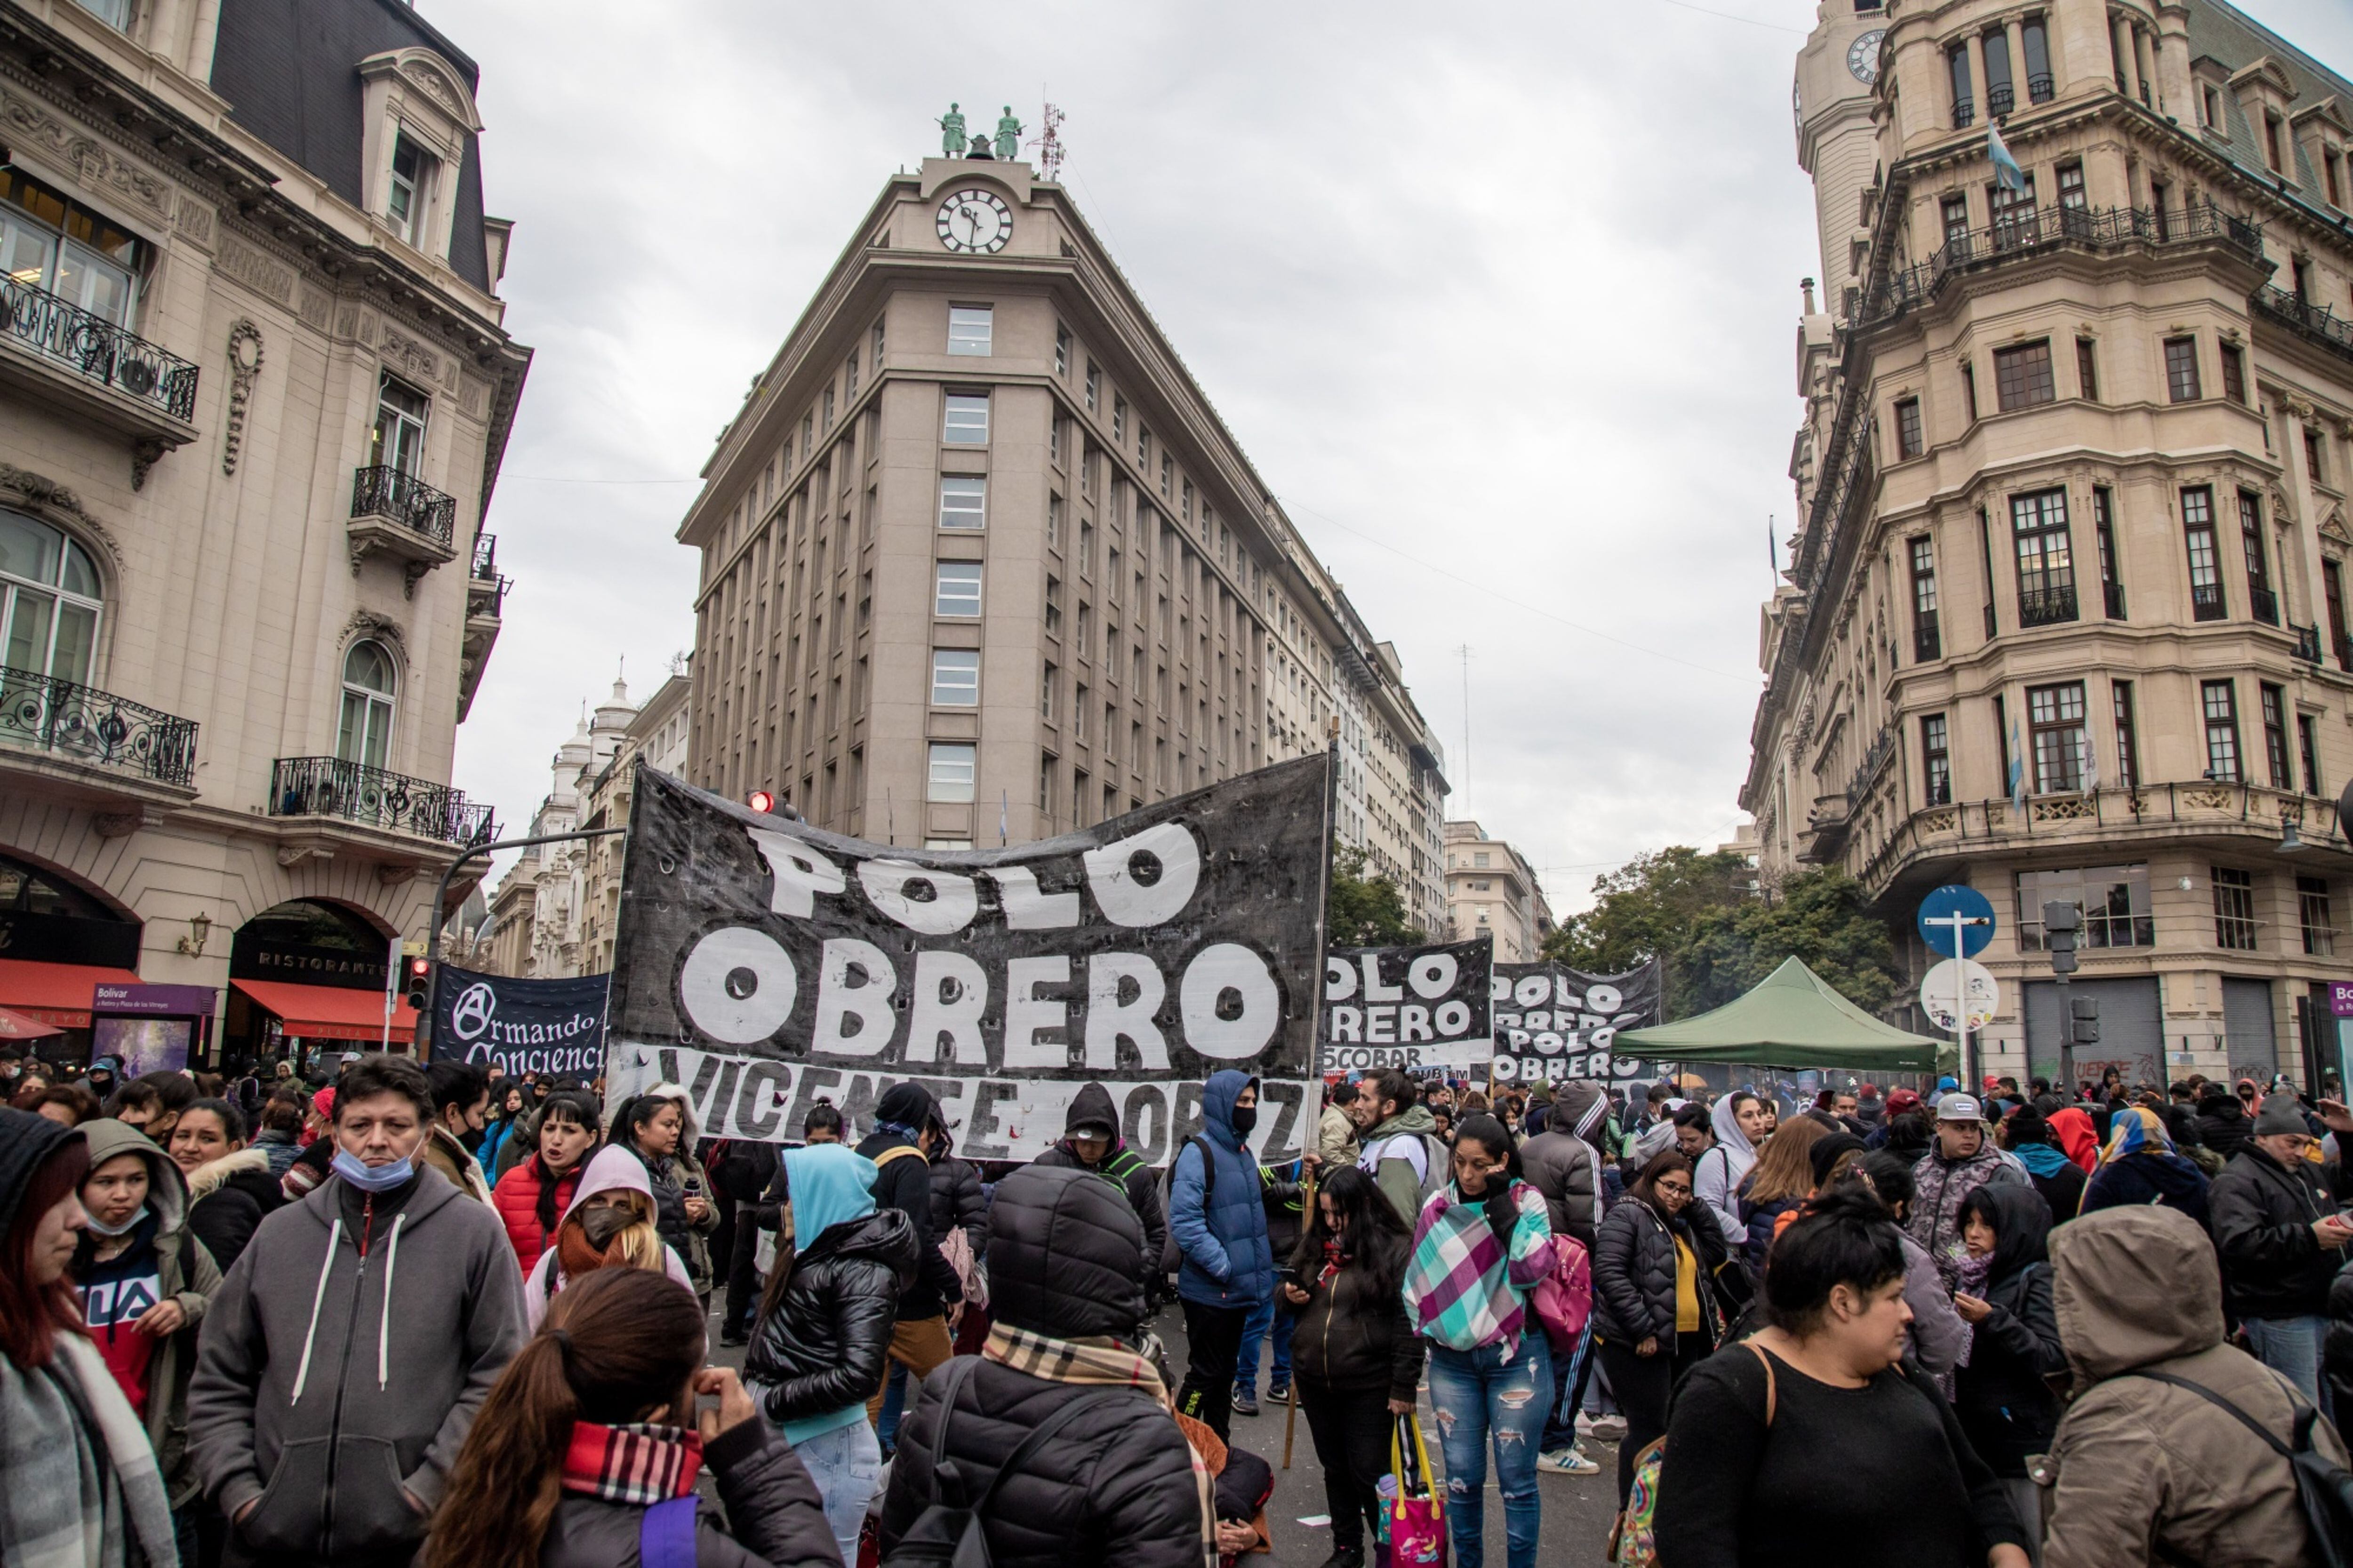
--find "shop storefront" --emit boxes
[90,983,217,1075]
[0,854,146,1064]
[224,899,406,1071]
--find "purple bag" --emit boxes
[640,1495,699,1568]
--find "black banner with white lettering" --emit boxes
[1320,937,1492,1073]
[432,965,611,1080]
[603,755,1331,1161]
[1490,960,1663,1092]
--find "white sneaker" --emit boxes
[1579,1414,1628,1441]
[1537,1447,1601,1476]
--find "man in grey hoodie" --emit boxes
[188,1053,528,1568]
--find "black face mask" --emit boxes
[1230,1105,1258,1136]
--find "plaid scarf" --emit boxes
[560,1421,703,1506]
[982,1324,1214,1566]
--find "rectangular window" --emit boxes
[2076,337,2099,402]
[1054,323,1070,377]
[1047,494,1063,550]
[2029,680,2089,794]
[387,136,432,247]
[371,375,430,476]
[1949,43,1976,127]
[1961,361,1978,423]
[1084,362,1100,413]
[2241,491,2276,624]
[942,393,989,445]
[927,742,976,803]
[1041,662,1057,721]
[2301,876,2336,956]
[2203,85,2223,128]
[2017,865,2155,950]
[2213,866,2258,951]
[2329,150,2345,209]
[2094,487,2124,619]
[2220,343,2247,405]
[938,474,986,530]
[2202,679,2243,781]
[2329,559,2353,670]
[2183,487,2225,620]
[1990,172,2037,244]
[1044,576,1062,640]
[846,350,858,398]
[1112,397,1127,444]
[1159,453,1173,498]
[1942,193,1972,249]
[1983,28,2015,115]
[1039,753,1056,821]
[1923,713,1953,805]
[2112,680,2140,791]
[2262,682,2293,789]
[2266,114,2287,174]
[872,319,885,365]
[1994,340,2057,411]
[1895,397,1924,459]
[2012,488,2077,626]
[2309,429,2329,488]
[1911,536,1941,660]
[2024,18,2054,102]
[934,561,982,617]
[2164,336,2202,402]
[946,306,993,355]
[2057,160,2086,211]
[2301,713,2323,797]
[1074,684,1088,741]
[930,648,979,706]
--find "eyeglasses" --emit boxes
[1654,1181,1693,1195]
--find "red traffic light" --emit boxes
[747,790,776,814]
[405,956,431,980]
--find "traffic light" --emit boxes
[747,789,776,814]
[2071,994,2100,1046]
[403,955,432,1012]
[2043,900,2081,975]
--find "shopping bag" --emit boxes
[1384,1412,1447,1566]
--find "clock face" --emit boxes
[1848,29,1887,85]
[937,189,1013,254]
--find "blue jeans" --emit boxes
[795,1417,883,1563]
[1236,1292,1297,1394]
[1425,1332,1552,1568]
[2245,1314,2333,1423]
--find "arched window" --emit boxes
[338,640,397,768]
[0,508,103,685]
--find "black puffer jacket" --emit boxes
[1033,1083,1170,1279]
[2211,1147,2352,1320]
[1287,1235,1423,1401]
[1592,1192,1731,1352]
[930,1153,988,1259]
[1517,1128,1601,1248]
[743,1209,918,1424]
[860,1086,963,1322]
[2196,1094,2254,1162]
[880,1166,1202,1568]
[538,1413,840,1568]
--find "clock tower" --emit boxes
[1793,0,1889,322]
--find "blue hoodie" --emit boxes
[780,1144,879,1246]
[1169,1069,1273,1308]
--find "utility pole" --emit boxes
[1457,644,1473,816]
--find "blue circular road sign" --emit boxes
[1917,884,1997,958]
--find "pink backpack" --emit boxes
[1530,1232,1593,1353]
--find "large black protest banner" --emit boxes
[1321,937,1492,1073]
[432,965,611,1079]
[1490,960,1664,1093]
[603,754,1331,1162]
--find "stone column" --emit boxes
[2112,16,2139,99]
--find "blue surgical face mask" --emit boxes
[331,1148,415,1192]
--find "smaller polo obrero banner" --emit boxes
[1320,936,1493,1072]
[1489,959,1662,1089]
[432,965,611,1079]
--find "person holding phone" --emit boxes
[2210,1093,2353,1418]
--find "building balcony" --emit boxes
[2192,583,2228,622]
[458,533,510,724]
[0,275,199,469]
[1988,84,2015,117]
[349,466,459,596]
[2103,579,2128,620]
[2295,623,2324,664]
[2250,586,2281,627]
[1953,100,1977,129]
[2026,73,2054,104]
[2018,583,2078,628]
[268,756,495,848]
[2253,286,2353,368]
[0,664,198,787]
[1913,621,1942,663]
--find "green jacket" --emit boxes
[1361,1104,1449,1227]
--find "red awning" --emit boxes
[0,1005,64,1040]
[232,979,416,1044]
[0,959,147,1029]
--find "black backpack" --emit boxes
[2129,1368,2353,1568]
[881,1358,1122,1568]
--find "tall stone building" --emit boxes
[680,149,1448,918]
[0,0,524,1065]
[1751,0,2353,1090]
[1443,820,1554,962]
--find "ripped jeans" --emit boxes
[1424,1330,1552,1568]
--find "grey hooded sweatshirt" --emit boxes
[186,1162,528,1565]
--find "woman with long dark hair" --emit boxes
[620,1086,720,1300]
[1281,1163,1421,1568]
[494,1090,601,1273]
[426,1266,838,1568]
[479,1080,537,1176]
[0,1109,179,1568]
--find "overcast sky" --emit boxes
[445,0,2353,917]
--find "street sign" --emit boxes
[1918,884,1997,958]
[1921,959,2000,1031]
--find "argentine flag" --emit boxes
[2009,713,2028,811]
[1989,120,2028,192]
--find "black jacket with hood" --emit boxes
[879,1165,1204,1568]
[1952,1184,2066,1476]
[858,1081,963,1322]
[743,1208,919,1424]
[2196,1092,2255,1161]
[1034,1082,1170,1277]
[2210,1145,2353,1320]
[184,1143,284,1272]
[1592,1190,1732,1352]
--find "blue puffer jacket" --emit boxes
[1169,1070,1273,1308]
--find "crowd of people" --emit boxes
[4,1044,2352,1567]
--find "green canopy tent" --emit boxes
[1615,956,1945,1072]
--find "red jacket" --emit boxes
[493,1159,582,1273]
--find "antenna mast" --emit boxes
[1028,103,1066,182]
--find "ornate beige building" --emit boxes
[678,151,1449,909]
[0,0,524,1064]
[1443,819,1554,962]
[1751,0,2353,1090]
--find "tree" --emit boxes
[1328,844,1424,947]
[1543,847,1754,997]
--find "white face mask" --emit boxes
[83,1202,146,1238]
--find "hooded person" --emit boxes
[880,1164,1212,1568]
[2045,1106,2099,1175]
[1036,1080,1169,1280]
[1169,1068,1274,1441]
[2039,1204,2351,1568]
[2000,1107,2086,1223]
[1951,1183,2066,1535]
[856,1080,964,1425]
[71,1116,224,1526]
[1353,1067,1452,1227]
[2080,1104,2211,1228]
[523,1144,696,1329]
[743,1143,918,1561]
[1692,1091,1764,1244]
[185,1053,529,1568]
[2197,1083,2257,1162]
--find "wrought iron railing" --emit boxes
[2251,586,2281,626]
[2337,632,2353,672]
[2295,623,2324,664]
[471,531,499,579]
[1953,100,1977,129]
[2103,579,2128,620]
[2192,583,2228,622]
[0,665,197,784]
[350,466,457,549]
[268,756,495,846]
[2018,582,2078,627]
[1792,412,1877,592]
[2027,73,2054,103]
[0,274,199,421]
[1988,84,2015,117]
[2253,285,2353,363]
[468,574,510,619]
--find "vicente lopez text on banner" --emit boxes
[432,965,611,1079]
[602,755,1330,1160]
[1321,936,1492,1072]
[1490,960,1663,1090]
